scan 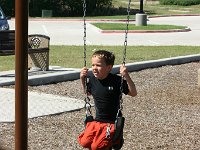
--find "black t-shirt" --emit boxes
[87,73,129,122]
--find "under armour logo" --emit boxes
[108,86,113,90]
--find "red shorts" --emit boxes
[78,121,117,150]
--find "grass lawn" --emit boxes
[1,45,200,71]
[112,0,200,16]
[91,23,187,30]
[41,2,200,20]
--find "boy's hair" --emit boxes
[92,50,115,66]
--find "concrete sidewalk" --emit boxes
[0,88,85,122]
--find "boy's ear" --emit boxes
[107,65,113,71]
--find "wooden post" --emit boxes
[15,0,28,149]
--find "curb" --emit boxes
[25,14,200,22]
[101,28,191,33]
[1,54,199,86]
[10,14,198,24]
[30,54,200,85]
[112,54,200,74]
[148,14,200,18]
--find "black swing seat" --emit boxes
[113,116,125,142]
[84,115,94,127]
[112,110,125,150]
[112,137,124,150]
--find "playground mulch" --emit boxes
[1,61,200,149]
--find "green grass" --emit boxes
[41,2,200,20]
[1,46,199,71]
[0,55,15,71]
[92,23,187,30]
[112,0,200,16]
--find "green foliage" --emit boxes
[0,0,15,16]
[0,0,113,17]
[160,0,200,6]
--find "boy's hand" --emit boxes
[120,64,128,77]
[120,64,137,97]
[80,67,88,80]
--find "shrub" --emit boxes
[160,0,200,6]
[0,0,113,17]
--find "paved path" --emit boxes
[0,67,84,123]
[8,15,200,46]
[0,88,85,122]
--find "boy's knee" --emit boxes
[91,143,98,150]
[78,137,91,148]
[78,138,91,148]
[91,141,111,150]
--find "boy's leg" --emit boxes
[91,123,115,150]
[78,121,97,148]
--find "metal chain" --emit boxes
[83,0,87,67]
[123,0,131,65]
[119,0,131,112]
[83,0,92,117]
[83,0,87,94]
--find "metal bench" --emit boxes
[0,30,50,71]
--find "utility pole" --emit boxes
[140,0,144,13]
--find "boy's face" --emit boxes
[92,56,112,79]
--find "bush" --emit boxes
[160,0,200,6]
[0,0,113,17]
[0,0,15,16]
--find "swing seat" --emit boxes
[113,116,125,142]
[112,137,124,150]
[84,115,94,127]
[112,111,125,150]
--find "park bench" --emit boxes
[0,30,50,71]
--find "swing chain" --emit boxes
[85,97,92,116]
[83,0,87,67]
[83,0,92,119]
[83,0,87,95]
[119,0,131,112]
[123,0,131,65]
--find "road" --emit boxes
[8,15,200,46]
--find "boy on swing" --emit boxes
[78,50,137,150]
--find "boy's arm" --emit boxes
[120,65,137,97]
